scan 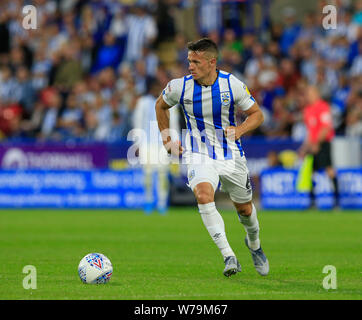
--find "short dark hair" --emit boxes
[187,38,218,59]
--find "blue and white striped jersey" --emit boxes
[162,70,256,160]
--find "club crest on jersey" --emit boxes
[220,92,230,106]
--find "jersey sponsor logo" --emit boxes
[184,99,192,104]
[220,91,231,106]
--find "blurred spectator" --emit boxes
[0,11,10,55]
[155,0,177,43]
[0,65,19,104]
[244,43,274,80]
[298,11,321,43]
[14,65,36,115]
[53,41,83,92]
[106,111,129,142]
[267,150,282,168]
[0,103,22,138]
[40,90,62,139]
[143,45,159,77]
[174,33,189,69]
[197,0,222,36]
[92,32,123,73]
[57,93,83,138]
[258,68,282,114]
[345,107,362,137]
[276,58,301,93]
[124,4,157,63]
[20,101,45,137]
[134,59,149,95]
[239,31,256,72]
[279,7,301,56]
[79,33,96,73]
[330,73,351,132]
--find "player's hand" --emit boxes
[224,126,241,141]
[310,143,320,154]
[164,140,184,156]
[298,148,306,158]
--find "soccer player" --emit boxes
[155,38,269,277]
[132,80,179,214]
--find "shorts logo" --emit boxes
[189,169,195,181]
[246,174,252,193]
[220,92,230,106]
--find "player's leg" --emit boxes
[155,147,171,214]
[187,161,240,276]
[218,157,269,275]
[232,200,269,276]
[194,182,240,276]
[156,164,169,214]
[194,182,236,258]
[326,165,339,206]
[143,162,154,214]
[194,182,235,259]
[323,142,339,207]
[232,201,260,251]
[314,142,339,207]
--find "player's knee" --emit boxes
[195,192,213,204]
[237,209,251,217]
[235,203,252,216]
[326,167,335,178]
[193,183,214,204]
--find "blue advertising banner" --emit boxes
[260,168,362,210]
[338,169,362,209]
[0,169,144,208]
[260,169,310,209]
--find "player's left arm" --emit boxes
[225,102,264,140]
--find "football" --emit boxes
[78,253,113,284]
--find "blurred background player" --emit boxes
[132,80,179,214]
[299,85,338,207]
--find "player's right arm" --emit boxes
[155,79,184,156]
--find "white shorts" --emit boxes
[185,152,253,204]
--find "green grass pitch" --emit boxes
[0,208,361,300]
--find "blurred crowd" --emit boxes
[0,0,361,142]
